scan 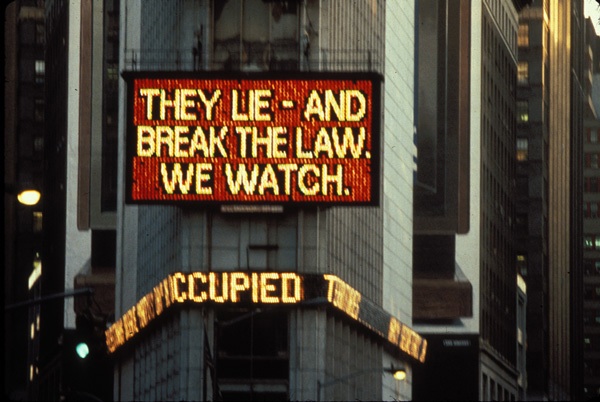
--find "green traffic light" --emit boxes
[75,342,90,359]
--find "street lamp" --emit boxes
[17,189,41,206]
[316,364,407,401]
[5,183,41,206]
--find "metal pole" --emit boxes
[4,288,93,311]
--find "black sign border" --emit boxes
[123,71,382,208]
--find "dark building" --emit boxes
[4,1,46,399]
[19,0,119,399]
[582,13,600,400]
[516,0,584,399]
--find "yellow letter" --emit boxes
[139,88,160,120]
[303,90,325,121]
[137,126,156,157]
[197,89,222,121]
[298,164,320,195]
[260,272,280,303]
[230,273,250,302]
[281,273,301,303]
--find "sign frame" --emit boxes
[123,71,382,207]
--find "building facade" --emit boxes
[19,0,120,399]
[413,0,526,400]
[583,11,600,399]
[4,1,46,399]
[107,1,422,401]
[516,0,585,399]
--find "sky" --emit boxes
[586,0,600,35]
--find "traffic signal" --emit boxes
[61,313,113,401]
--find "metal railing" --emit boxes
[123,47,382,73]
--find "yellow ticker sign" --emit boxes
[105,271,426,363]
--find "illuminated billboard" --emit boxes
[124,72,381,206]
[105,271,426,363]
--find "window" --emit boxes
[584,235,600,250]
[516,138,528,161]
[586,202,600,218]
[517,101,529,123]
[584,310,600,327]
[516,254,527,276]
[586,177,600,192]
[213,0,299,71]
[35,23,45,45]
[586,153,600,168]
[518,24,529,47]
[517,61,528,84]
[33,137,44,154]
[515,213,528,231]
[216,310,289,400]
[483,374,489,400]
[591,129,599,143]
[34,60,44,84]
[585,286,600,300]
[33,212,43,233]
[584,260,600,275]
[34,99,44,122]
[585,236,595,249]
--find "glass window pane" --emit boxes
[518,24,529,47]
[517,138,528,161]
[517,61,528,84]
[517,101,529,123]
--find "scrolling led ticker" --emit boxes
[105,271,426,363]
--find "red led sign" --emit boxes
[125,72,381,206]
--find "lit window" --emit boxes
[517,61,528,84]
[518,24,529,47]
[516,254,527,276]
[585,236,594,249]
[33,212,43,233]
[35,60,45,84]
[517,101,529,123]
[591,153,600,169]
[34,137,44,153]
[517,138,528,161]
